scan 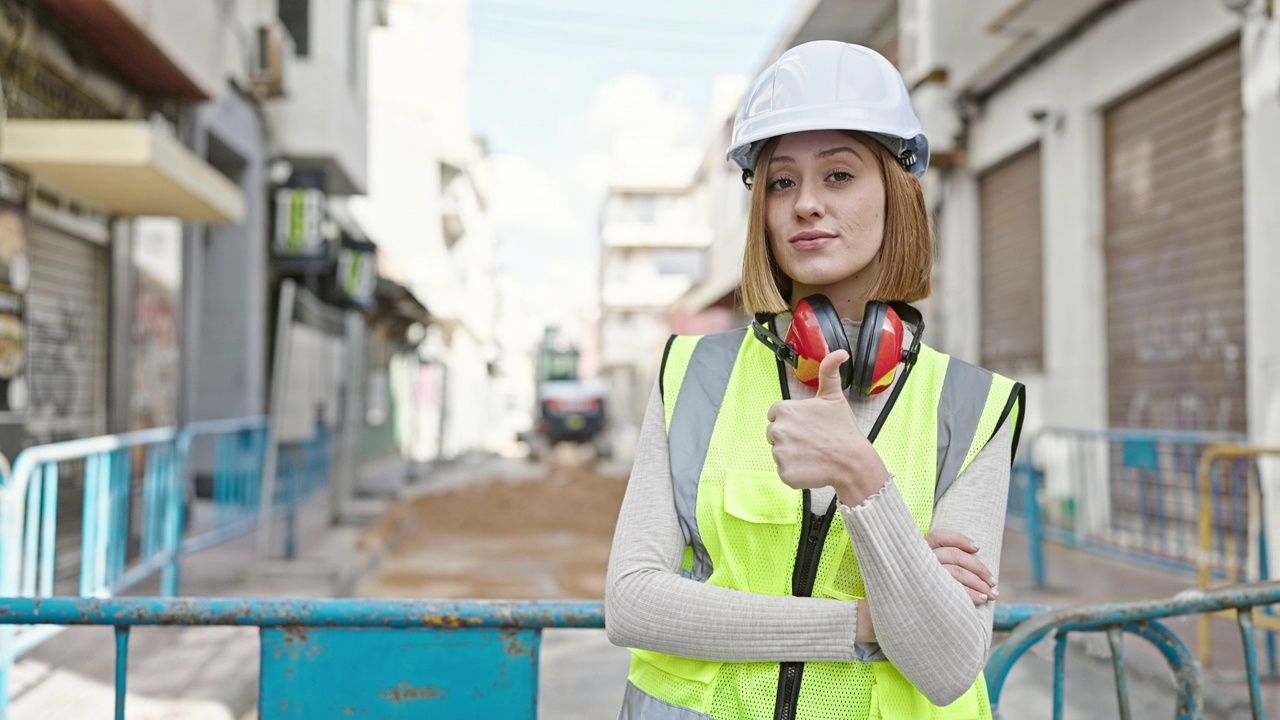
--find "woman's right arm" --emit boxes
[605,379,863,663]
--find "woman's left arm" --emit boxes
[840,421,1013,706]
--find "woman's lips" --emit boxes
[788,230,837,250]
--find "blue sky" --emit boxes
[469,0,798,330]
[472,0,796,160]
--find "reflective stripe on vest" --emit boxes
[630,329,1024,720]
[663,329,746,582]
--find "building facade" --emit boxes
[598,178,712,431]
[0,0,484,530]
[352,0,502,465]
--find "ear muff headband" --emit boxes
[749,296,926,394]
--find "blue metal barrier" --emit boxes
[275,420,332,561]
[1006,428,1250,588]
[0,417,334,716]
[0,428,181,718]
[0,586,1276,719]
[0,597,604,720]
[987,580,1280,720]
[169,417,270,594]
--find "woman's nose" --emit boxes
[794,183,823,218]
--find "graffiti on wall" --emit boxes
[1119,242,1244,432]
[131,273,180,430]
[130,218,182,431]
[28,301,86,419]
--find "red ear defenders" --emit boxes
[750,295,924,396]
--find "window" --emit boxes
[279,0,310,57]
[653,247,704,280]
[631,194,655,224]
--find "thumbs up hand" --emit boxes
[766,351,890,506]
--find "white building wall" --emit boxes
[267,0,373,194]
[1240,8,1280,576]
[354,0,499,458]
[918,0,1242,438]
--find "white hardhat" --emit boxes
[727,41,929,179]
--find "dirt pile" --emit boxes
[357,462,629,600]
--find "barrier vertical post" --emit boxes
[1026,464,1046,589]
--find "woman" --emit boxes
[605,41,1025,720]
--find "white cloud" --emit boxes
[569,73,695,153]
[559,73,700,197]
[485,153,581,236]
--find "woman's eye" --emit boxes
[829,171,853,183]
[766,177,794,191]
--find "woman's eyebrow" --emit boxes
[817,146,863,161]
[769,154,795,165]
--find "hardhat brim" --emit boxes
[727,104,928,178]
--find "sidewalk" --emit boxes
[995,527,1279,718]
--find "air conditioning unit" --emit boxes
[251,21,294,99]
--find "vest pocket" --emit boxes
[867,661,983,719]
[629,648,722,713]
[722,469,800,524]
[717,469,802,595]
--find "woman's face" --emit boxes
[764,130,885,315]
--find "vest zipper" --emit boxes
[764,338,916,720]
[774,496,836,720]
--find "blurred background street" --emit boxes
[1,0,1280,716]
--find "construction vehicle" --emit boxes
[529,326,609,459]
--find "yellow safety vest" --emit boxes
[622,327,1025,720]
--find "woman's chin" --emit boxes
[784,268,858,291]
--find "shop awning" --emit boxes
[0,120,245,223]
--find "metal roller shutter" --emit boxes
[25,221,109,590]
[1105,42,1245,433]
[979,144,1044,373]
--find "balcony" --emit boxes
[43,0,223,101]
[0,120,244,222]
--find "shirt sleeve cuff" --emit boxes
[837,474,895,514]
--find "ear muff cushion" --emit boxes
[855,302,888,396]
[802,294,851,389]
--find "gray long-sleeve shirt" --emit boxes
[605,329,1014,706]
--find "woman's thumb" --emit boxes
[815,350,848,398]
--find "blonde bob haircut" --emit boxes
[739,131,934,316]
